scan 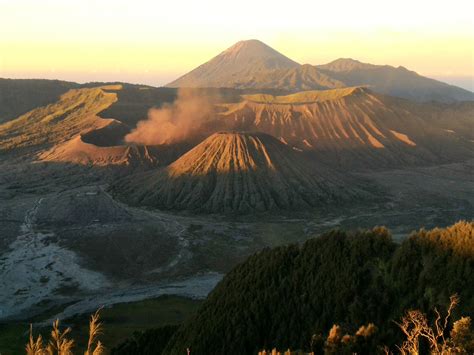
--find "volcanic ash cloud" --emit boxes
[125,89,213,145]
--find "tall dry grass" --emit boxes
[26,309,104,355]
[25,324,44,355]
[84,309,104,355]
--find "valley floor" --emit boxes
[0,158,472,323]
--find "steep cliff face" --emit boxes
[217,87,473,168]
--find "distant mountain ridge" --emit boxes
[2,82,472,171]
[315,58,474,102]
[167,40,474,103]
[316,58,377,72]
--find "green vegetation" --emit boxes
[111,325,179,355]
[0,296,201,355]
[0,79,78,123]
[67,295,201,350]
[162,221,473,354]
[15,295,474,354]
[0,323,27,355]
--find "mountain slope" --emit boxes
[217,87,474,168]
[317,58,474,102]
[166,40,299,88]
[38,112,188,169]
[0,78,79,124]
[0,84,188,169]
[0,85,123,155]
[166,40,473,102]
[38,124,160,168]
[227,64,347,91]
[112,132,369,213]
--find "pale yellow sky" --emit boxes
[1,0,473,89]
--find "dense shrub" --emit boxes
[163,222,473,354]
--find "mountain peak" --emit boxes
[317,58,375,72]
[166,40,299,88]
[223,39,283,55]
[225,39,267,49]
[216,39,299,66]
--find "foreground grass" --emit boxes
[0,295,201,354]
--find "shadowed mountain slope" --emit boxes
[0,85,123,155]
[0,83,200,167]
[112,132,370,213]
[0,78,79,124]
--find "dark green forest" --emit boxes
[114,221,474,354]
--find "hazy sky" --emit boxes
[1,0,473,90]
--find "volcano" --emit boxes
[38,118,162,168]
[112,132,369,213]
[217,87,474,168]
[166,39,299,89]
[167,40,474,102]
[39,135,160,168]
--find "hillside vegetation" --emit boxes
[0,85,122,155]
[162,221,474,354]
[0,79,78,123]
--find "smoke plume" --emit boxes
[125,89,215,145]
